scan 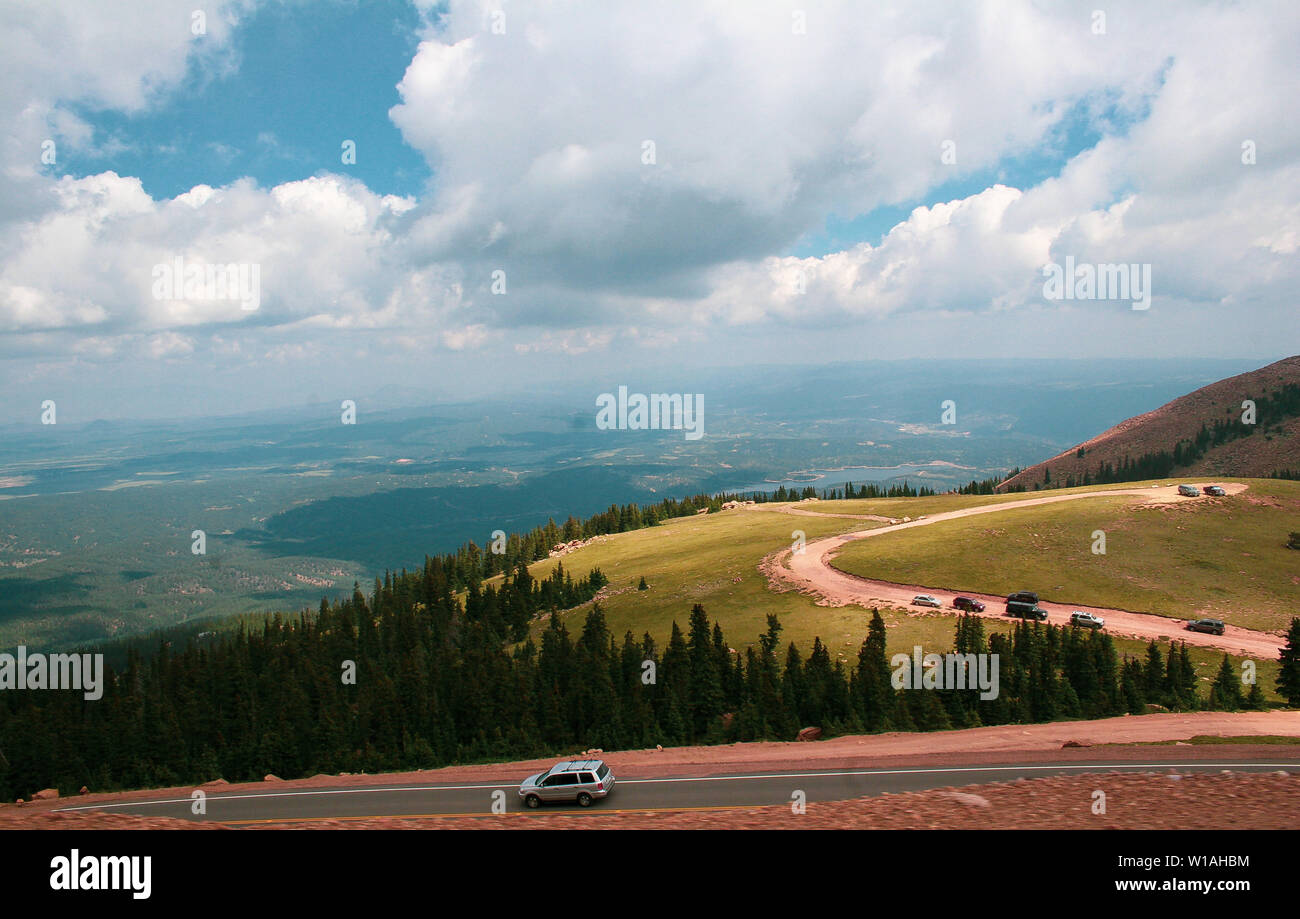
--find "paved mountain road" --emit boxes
[56,752,1300,824]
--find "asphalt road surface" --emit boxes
[55,750,1300,825]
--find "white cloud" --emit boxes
[1,0,1298,393]
[0,172,437,341]
[389,2,1156,284]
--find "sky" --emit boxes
[1,0,1298,423]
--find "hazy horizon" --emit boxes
[0,354,1287,427]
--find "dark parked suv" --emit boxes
[953,596,986,612]
[1006,600,1049,621]
[519,759,615,808]
[1185,618,1225,636]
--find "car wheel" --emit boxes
[524,794,541,809]
[576,792,593,807]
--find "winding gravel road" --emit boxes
[761,483,1285,658]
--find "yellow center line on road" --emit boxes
[220,803,770,825]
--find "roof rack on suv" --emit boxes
[556,759,602,772]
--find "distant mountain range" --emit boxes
[1000,356,1300,491]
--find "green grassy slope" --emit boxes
[513,507,885,655]
[830,478,1300,632]
[499,482,1293,701]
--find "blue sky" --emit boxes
[56,0,430,200]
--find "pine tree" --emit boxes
[1244,681,1266,711]
[782,643,806,724]
[573,606,617,748]
[1177,643,1197,707]
[686,605,724,737]
[1142,641,1166,707]
[1209,654,1244,710]
[660,621,693,742]
[907,686,952,731]
[1120,656,1146,713]
[854,610,894,731]
[804,637,835,726]
[756,615,791,736]
[1278,618,1300,706]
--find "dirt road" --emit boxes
[762,483,1285,658]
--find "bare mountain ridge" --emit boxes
[999,355,1300,491]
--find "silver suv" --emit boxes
[519,759,615,808]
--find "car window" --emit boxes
[597,764,610,780]
[578,773,595,784]
[551,774,578,786]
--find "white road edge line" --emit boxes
[53,762,1300,812]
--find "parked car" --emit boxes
[519,759,615,808]
[1185,618,1225,636]
[1177,484,1201,497]
[1006,591,1039,605]
[911,594,942,608]
[1006,600,1049,621]
[1205,485,1227,496]
[953,596,986,612]
[1070,611,1105,629]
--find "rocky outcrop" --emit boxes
[548,535,611,558]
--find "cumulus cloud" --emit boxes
[1,0,1298,392]
[391,3,1142,291]
[0,172,437,344]
[687,185,1048,325]
[386,0,1300,335]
